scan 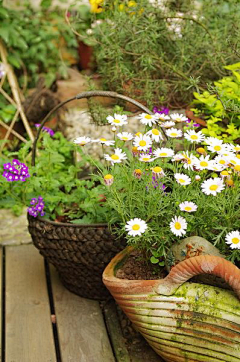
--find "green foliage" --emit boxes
[192,63,240,142]
[0,1,78,88]
[0,132,110,223]
[76,0,239,107]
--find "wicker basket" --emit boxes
[28,90,156,300]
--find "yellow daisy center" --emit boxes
[219,160,225,165]
[80,142,86,145]
[237,155,240,159]
[135,132,142,136]
[200,161,208,167]
[235,165,240,172]
[145,115,152,119]
[122,137,128,140]
[143,157,150,161]
[104,174,113,180]
[230,159,237,165]
[214,145,221,151]
[132,147,138,152]
[152,129,160,135]
[176,118,181,122]
[160,153,167,157]
[139,140,147,147]
[113,119,120,123]
[179,179,185,183]
[171,133,177,137]
[132,224,140,230]
[153,167,162,173]
[221,171,228,176]
[197,148,206,154]
[135,169,142,174]
[210,184,218,191]
[185,206,192,211]
[111,154,119,160]
[100,138,107,142]
[232,237,240,244]
[175,222,181,230]
[190,135,198,140]
[187,159,192,164]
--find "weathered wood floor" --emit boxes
[0,244,163,362]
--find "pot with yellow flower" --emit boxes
[83,105,240,360]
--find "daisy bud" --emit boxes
[226,179,234,187]
[134,169,142,179]
[132,146,139,156]
[152,166,165,179]
[234,165,240,173]
[220,170,229,178]
[196,147,207,156]
[135,132,142,137]
[111,126,117,132]
[104,174,114,186]
[195,175,201,181]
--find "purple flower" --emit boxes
[35,124,55,137]
[153,106,169,115]
[2,160,30,182]
[28,196,45,218]
[193,123,200,127]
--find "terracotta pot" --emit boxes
[103,247,240,362]
[78,40,94,70]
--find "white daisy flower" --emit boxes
[125,218,148,237]
[139,154,155,163]
[73,136,91,146]
[184,130,205,143]
[133,134,152,152]
[155,113,170,122]
[201,177,225,196]
[214,155,230,168]
[161,121,175,128]
[170,216,187,236]
[146,128,163,142]
[154,147,174,158]
[107,113,128,127]
[234,164,240,174]
[104,148,127,165]
[179,201,198,213]
[180,151,197,171]
[228,156,239,166]
[206,138,228,154]
[227,144,240,153]
[174,173,191,186]
[225,230,240,249]
[152,166,165,178]
[207,160,225,172]
[92,138,115,146]
[204,137,222,145]
[170,113,188,123]
[166,127,182,138]
[194,155,211,170]
[117,132,133,141]
[138,113,157,127]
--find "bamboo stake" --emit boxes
[0,120,27,143]
[0,109,20,151]
[0,40,34,142]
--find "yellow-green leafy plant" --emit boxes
[191,62,240,142]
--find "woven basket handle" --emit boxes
[156,255,240,300]
[31,90,164,166]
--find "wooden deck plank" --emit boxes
[5,245,56,362]
[50,265,115,362]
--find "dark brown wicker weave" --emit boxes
[28,90,160,300]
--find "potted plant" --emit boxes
[0,90,152,300]
[72,105,240,360]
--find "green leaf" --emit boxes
[40,0,53,9]
[0,26,10,43]
[150,256,159,264]
[0,7,9,19]
[7,54,21,69]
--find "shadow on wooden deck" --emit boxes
[0,244,163,362]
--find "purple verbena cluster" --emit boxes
[28,196,45,217]
[146,176,166,191]
[2,159,30,182]
[185,119,200,128]
[153,106,169,115]
[35,124,55,136]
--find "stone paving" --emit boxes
[0,208,32,246]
